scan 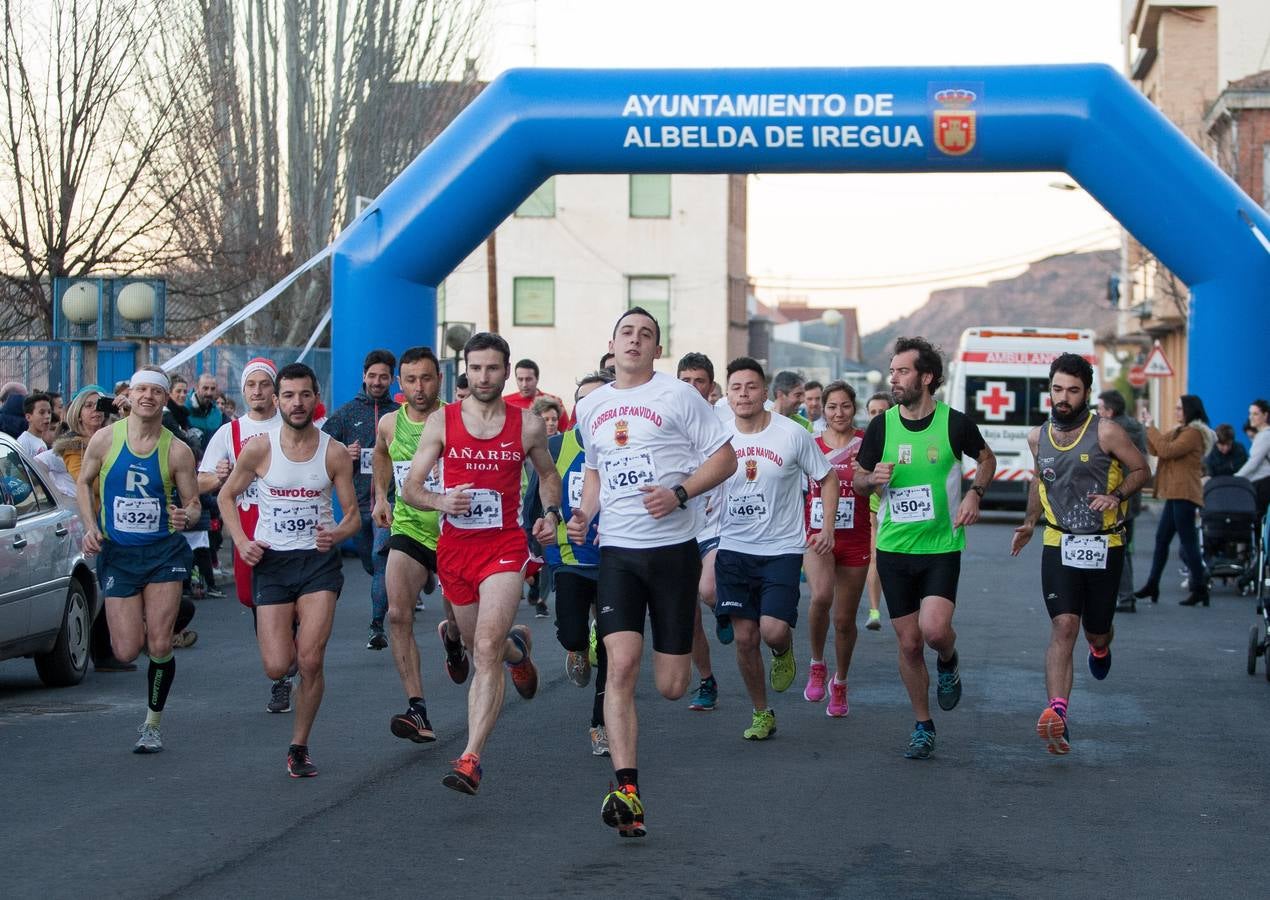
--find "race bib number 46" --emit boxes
[601,449,657,499]
[811,496,854,530]
[446,488,502,530]
[269,503,320,540]
[888,485,934,523]
[1061,533,1109,570]
[112,497,161,534]
[727,492,769,522]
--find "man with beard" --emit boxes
[1011,354,1148,754]
[199,359,288,705]
[371,346,470,745]
[218,363,361,777]
[322,349,399,651]
[185,374,225,453]
[401,332,560,796]
[76,367,202,753]
[853,337,995,760]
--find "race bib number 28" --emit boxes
[1061,533,1109,570]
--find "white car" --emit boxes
[0,432,100,686]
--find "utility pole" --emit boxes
[486,232,499,332]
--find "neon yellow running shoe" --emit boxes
[743,708,776,740]
[770,646,796,693]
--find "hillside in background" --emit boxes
[860,249,1121,371]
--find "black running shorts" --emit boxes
[253,548,344,606]
[596,540,700,655]
[1040,545,1124,635]
[98,531,193,599]
[875,549,961,619]
[382,532,438,573]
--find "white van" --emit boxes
[944,326,1100,508]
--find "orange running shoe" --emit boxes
[442,753,482,794]
[1036,706,1070,755]
[507,625,538,699]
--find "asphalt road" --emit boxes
[4,510,1270,899]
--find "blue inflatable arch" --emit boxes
[331,64,1270,432]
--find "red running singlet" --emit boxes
[439,402,525,536]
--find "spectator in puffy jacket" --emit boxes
[185,373,225,453]
[0,387,28,437]
[1204,423,1248,477]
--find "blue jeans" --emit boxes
[1144,499,1206,594]
[358,514,390,625]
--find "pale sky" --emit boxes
[480,0,1125,333]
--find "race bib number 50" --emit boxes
[113,497,161,534]
[888,485,935,523]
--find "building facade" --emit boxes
[439,173,749,402]
[1120,0,1270,424]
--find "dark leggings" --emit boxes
[1144,498,1206,594]
[554,568,606,728]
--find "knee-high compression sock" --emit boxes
[146,654,176,725]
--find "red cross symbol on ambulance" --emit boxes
[975,381,1016,421]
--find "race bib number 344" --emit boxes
[446,488,502,530]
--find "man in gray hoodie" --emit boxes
[1099,390,1149,613]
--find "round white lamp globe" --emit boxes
[820,308,843,327]
[61,281,99,325]
[116,282,156,322]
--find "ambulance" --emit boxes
[944,326,1100,508]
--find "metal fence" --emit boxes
[0,342,83,395]
[148,344,331,407]
[0,340,330,407]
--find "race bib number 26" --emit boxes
[601,449,657,499]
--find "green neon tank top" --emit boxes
[388,405,441,549]
[876,402,965,555]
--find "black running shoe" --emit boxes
[437,621,470,684]
[267,677,292,714]
[936,651,962,711]
[287,745,317,778]
[390,706,436,743]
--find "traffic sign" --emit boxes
[1142,341,1174,377]
[1128,364,1147,388]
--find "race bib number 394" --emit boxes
[270,504,320,540]
[113,497,161,534]
[888,485,935,523]
[1061,533,1109,570]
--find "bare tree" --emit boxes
[165,0,486,346]
[0,0,203,337]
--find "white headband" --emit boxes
[130,370,170,392]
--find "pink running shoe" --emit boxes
[803,661,828,702]
[826,678,849,717]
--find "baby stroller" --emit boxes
[1202,476,1259,596]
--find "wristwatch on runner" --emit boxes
[970,484,985,498]
[672,485,689,509]
[545,505,563,524]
